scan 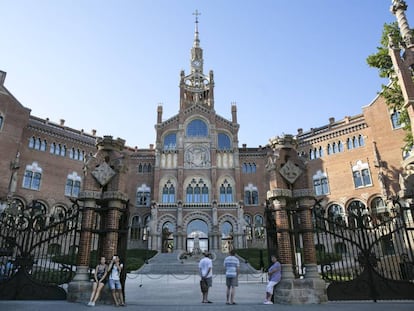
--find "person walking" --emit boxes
[263,255,281,305]
[88,256,108,306]
[198,251,213,303]
[108,255,125,307]
[223,249,240,305]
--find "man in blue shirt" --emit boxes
[264,255,281,304]
[223,249,240,305]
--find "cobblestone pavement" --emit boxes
[0,274,413,311]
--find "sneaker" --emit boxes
[264,300,273,305]
[90,302,95,306]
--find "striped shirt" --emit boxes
[224,255,240,278]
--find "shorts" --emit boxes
[226,277,238,287]
[204,277,212,287]
[108,279,122,290]
[266,281,278,294]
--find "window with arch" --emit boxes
[254,215,264,239]
[69,148,84,161]
[218,133,231,150]
[0,115,3,130]
[186,119,208,137]
[130,216,141,240]
[244,214,252,240]
[347,200,369,229]
[29,137,47,151]
[244,183,258,205]
[138,163,152,173]
[23,162,42,190]
[313,171,329,196]
[65,172,81,197]
[352,160,372,188]
[136,184,151,207]
[242,163,256,173]
[370,197,390,225]
[347,135,365,150]
[219,179,233,203]
[162,180,175,203]
[391,109,401,129]
[163,133,177,150]
[309,147,323,160]
[327,204,345,230]
[186,178,209,203]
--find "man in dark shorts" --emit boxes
[223,249,240,305]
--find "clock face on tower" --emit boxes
[192,60,201,67]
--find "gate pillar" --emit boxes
[67,193,101,302]
[266,135,327,304]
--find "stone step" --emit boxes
[134,251,260,275]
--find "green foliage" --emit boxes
[124,249,157,272]
[366,22,413,151]
[236,248,268,270]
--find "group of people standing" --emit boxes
[198,250,281,305]
[87,255,125,307]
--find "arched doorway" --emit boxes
[186,219,208,253]
[162,221,174,253]
[221,221,233,253]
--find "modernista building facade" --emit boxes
[0,9,412,257]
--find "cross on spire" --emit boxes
[193,9,201,23]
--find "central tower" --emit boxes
[179,10,215,110]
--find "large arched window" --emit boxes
[186,119,208,137]
[371,197,390,225]
[163,133,177,150]
[218,133,231,150]
[347,200,368,229]
[162,180,175,203]
[327,204,345,230]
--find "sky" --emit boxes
[1,0,412,149]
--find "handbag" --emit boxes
[200,278,209,292]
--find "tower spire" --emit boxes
[190,9,203,73]
[193,9,201,48]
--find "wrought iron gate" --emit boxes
[313,197,414,301]
[0,199,80,300]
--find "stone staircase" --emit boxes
[134,251,260,275]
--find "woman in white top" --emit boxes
[108,255,125,306]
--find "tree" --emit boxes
[366,22,413,151]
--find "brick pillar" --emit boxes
[273,198,295,279]
[102,198,123,260]
[299,199,320,279]
[67,193,100,302]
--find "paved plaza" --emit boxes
[0,274,413,311]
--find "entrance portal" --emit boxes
[186,219,208,253]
